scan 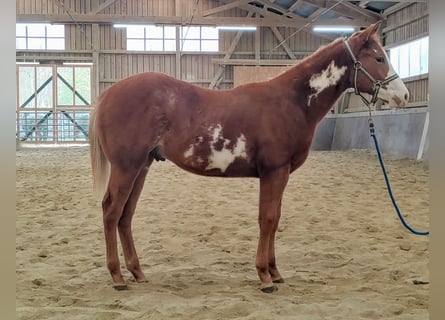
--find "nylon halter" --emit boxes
[342,38,399,107]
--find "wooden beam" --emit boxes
[307,7,326,20]
[50,0,78,22]
[303,0,379,22]
[16,55,92,61]
[382,2,413,17]
[90,0,120,15]
[91,24,100,98]
[175,26,181,79]
[209,10,255,89]
[255,26,261,61]
[270,26,296,59]
[288,0,304,13]
[199,0,250,17]
[209,30,243,88]
[359,1,371,8]
[212,58,299,66]
[339,1,381,20]
[256,0,296,17]
[16,13,374,28]
[382,11,428,33]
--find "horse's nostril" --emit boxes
[404,93,408,101]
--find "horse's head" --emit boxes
[344,22,409,108]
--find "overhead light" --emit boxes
[313,26,355,33]
[113,24,139,28]
[63,62,93,65]
[16,61,39,65]
[217,26,257,31]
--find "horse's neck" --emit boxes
[278,39,350,124]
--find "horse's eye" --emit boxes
[376,57,385,63]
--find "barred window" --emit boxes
[389,37,428,79]
[180,26,218,52]
[116,24,219,52]
[124,25,176,51]
[16,23,65,50]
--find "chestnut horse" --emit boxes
[89,22,408,293]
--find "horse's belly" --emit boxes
[161,139,257,177]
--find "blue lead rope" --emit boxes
[368,120,429,236]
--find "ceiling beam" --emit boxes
[307,7,326,20]
[212,58,299,66]
[339,1,381,20]
[209,10,255,88]
[288,0,305,13]
[90,0,120,15]
[303,0,379,22]
[270,26,296,59]
[198,0,250,17]
[382,2,414,17]
[255,0,304,19]
[16,13,374,28]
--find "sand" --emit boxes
[16,147,429,320]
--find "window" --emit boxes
[180,26,219,52]
[125,25,176,51]
[17,65,92,143]
[117,24,219,52]
[16,23,65,50]
[389,37,428,78]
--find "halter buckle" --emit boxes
[353,61,362,70]
[373,80,382,90]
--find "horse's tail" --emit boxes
[89,101,110,201]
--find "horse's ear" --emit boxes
[360,21,382,42]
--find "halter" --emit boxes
[342,38,399,107]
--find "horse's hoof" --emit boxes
[273,278,285,284]
[261,285,278,293]
[113,284,128,291]
[136,278,148,283]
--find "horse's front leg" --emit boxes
[256,166,289,293]
[268,197,284,284]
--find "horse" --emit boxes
[89,22,409,293]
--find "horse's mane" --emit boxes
[291,28,382,68]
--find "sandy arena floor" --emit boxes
[16,147,429,319]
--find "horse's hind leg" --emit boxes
[102,164,141,290]
[118,157,153,283]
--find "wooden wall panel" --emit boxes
[385,2,428,46]
[405,77,428,104]
[233,66,291,87]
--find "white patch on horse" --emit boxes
[184,145,194,158]
[206,124,247,172]
[308,60,347,106]
[377,49,408,107]
[184,136,204,160]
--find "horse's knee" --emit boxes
[259,218,276,235]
